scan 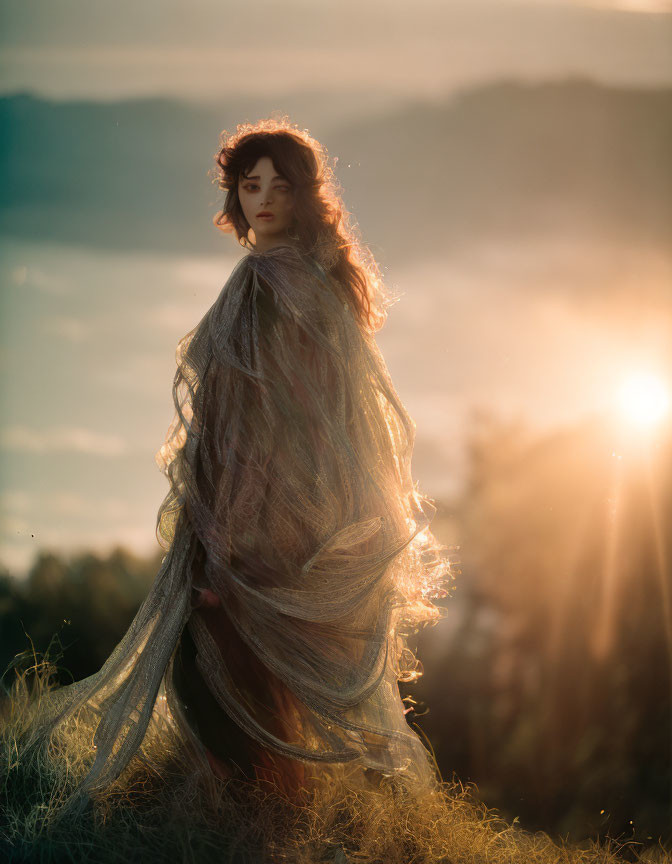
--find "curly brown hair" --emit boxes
[209,114,392,334]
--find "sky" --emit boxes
[1,0,671,577]
[1,0,671,102]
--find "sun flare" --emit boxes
[616,372,670,428]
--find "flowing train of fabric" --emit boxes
[20,245,456,814]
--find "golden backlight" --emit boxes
[615,371,670,429]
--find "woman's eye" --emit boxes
[241,183,290,193]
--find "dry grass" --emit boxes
[1,649,670,864]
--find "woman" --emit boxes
[23,116,455,817]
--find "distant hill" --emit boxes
[333,77,672,259]
[1,78,670,263]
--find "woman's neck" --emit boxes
[252,231,299,254]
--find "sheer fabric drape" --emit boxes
[23,245,455,813]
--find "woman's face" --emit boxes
[237,156,296,251]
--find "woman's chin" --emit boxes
[250,228,291,250]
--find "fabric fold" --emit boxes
[22,244,456,813]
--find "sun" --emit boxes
[616,372,670,429]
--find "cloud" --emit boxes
[1,514,31,536]
[579,0,672,11]
[1,490,132,519]
[40,316,91,343]
[0,490,32,514]
[0,425,127,456]
[2,1,669,101]
[7,264,73,296]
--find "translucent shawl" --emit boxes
[22,244,455,814]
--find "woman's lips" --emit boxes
[257,213,274,220]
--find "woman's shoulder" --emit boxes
[238,245,354,338]
[241,245,334,297]
[213,245,313,305]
